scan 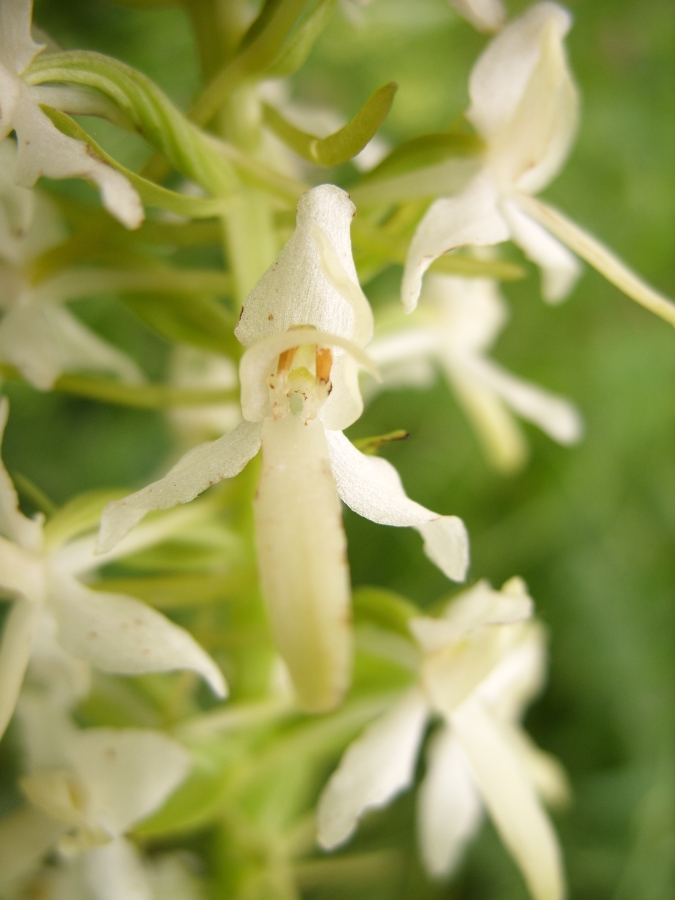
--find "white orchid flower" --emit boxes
[402,2,675,327]
[370,273,582,471]
[0,397,226,741]
[317,578,568,900]
[0,0,142,228]
[448,0,506,33]
[97,184,469,713]
[0,684,191,900]
[0,146,144,390]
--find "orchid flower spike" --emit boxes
[0,685,191,898]
[0,398,226,742]
[402,2,675,327]
[317,578,569,900]
[448,0,506,33]
[98,184,470,714]
[0,147,144,390]
[0,0,142,228]
[370,273,582,472]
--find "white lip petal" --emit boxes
[325,430,469,581]
[0,397,43,549]
[49,572,227,696]
[255,415,352,713]
[0,304,144,391]
[239,327,376,423]
[502,200,581,303]
[402,175,510,313]
[467,2,573,143]
[69,729,191,837]
[462,353,583,445]
[235,185,360,347]
[84,838,153,900]
[317,688,428,849]
[97,420,262,553]
[417,725,483,878]
[0,597,39,740]
[12,91,143,229]
[451,699,565,900]
[448,0,506,33]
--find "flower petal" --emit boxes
[317,689,428,849]
[325,430,469,581]
[238,327,376,424]
[0,304,144,391]
[0,597,39,740]
[443,362,529,472]
[235,184,362,346]
[402,175,510,313]
[255,415,352,712]
[0,397,43,549]
[467,2,573,148]
[0,805,65,885]
[48,572,227,696]
[417,725,482,878]
[517,194,675,327]
[501,721,571,808]
[451,699,565,900]
[97,420,262,553]
[84,839,152,900]
[0,0,44,75]
[448,0,506,33]
[502,200,580,302]
[13,90,143,229]
[68,729,191,836]
[460,353,583,445]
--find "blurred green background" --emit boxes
[2,0,674,898]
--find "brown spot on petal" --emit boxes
[88,631,98,639]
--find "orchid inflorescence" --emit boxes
[0,1,670,899]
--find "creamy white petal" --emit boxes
[0,397,43,549]
[255,415,352,712]
[460,353,582,445]
[451,699,564,900]
[97,420,262,553]
[517,194,675,327]
[467,3,573,145]
[311,224,374,346]
[48,571,227,696]
[429,274,508,352]
[476,619,547,720]
[0,0,44,75]
[12,88,143,229]
[68,728,191,836]
[325,429,469,581]
[238,327,376,424]
[402,175,510,313]
[0,805,65,885]
[317,689,428,848]
[417,726,482,878]
[502,200,580,302]
[443,362,529,472]
[84,839,152,900]
[236,185,360,346]
[501,722,571,808]
[448,0,505,33]
[0,304,144,390]
[0,597,39,739]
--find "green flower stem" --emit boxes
[0,365,237,409]
[92,569,258,610]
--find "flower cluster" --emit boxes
[0,1,670,899]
